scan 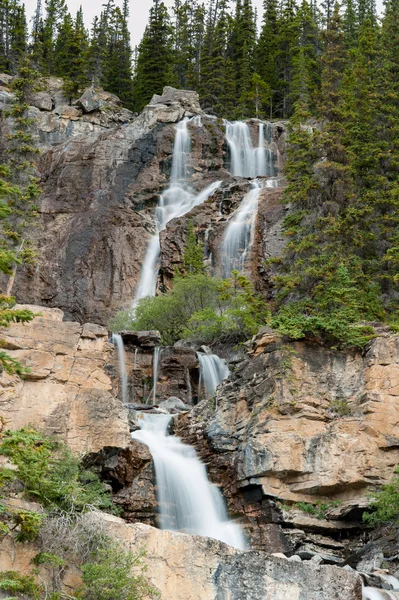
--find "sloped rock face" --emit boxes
[177,332,399,555]
[4,89,234,324]
[0,80,287,324]
[0,305,130,453]
[1,512,363,600]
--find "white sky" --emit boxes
[23,0,265,48]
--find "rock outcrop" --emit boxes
[0,305,130,453]
[0,79,287,324]
[1,511,363,600]
[177,331,399,557]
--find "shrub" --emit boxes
[79,544,158,600]
[0,428,116,514]
[111,272,269,346]
[363,467,399,525]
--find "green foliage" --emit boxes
[0,571,42,600]
[79,544,158,600]
[111,272,269,346]
[363,467,399,525]
[13,510,43,542]
[0,428,116,514]
[295,499,341,520]
[182,221,204,275]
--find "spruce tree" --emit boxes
[42,0,67,74]
[133,0,174,111]
[256,0,279,118]
[0,0,27,73]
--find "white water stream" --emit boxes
[131,412,246,549]
[111,334,128,404]
[133,117,221,305]
[225,120,275,178]
[197,352,230,401]
[221,181,261,278]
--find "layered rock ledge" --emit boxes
[1,511,362,600]
[0,305,130,453]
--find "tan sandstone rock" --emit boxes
[0,512,362,600]
[0,306,130,454]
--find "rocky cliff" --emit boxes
[0,80,286,324]
[1,82,399,599]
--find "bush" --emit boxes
[363,467,399,525]
[80,543,158,600]
[110,272,269,346]
[272,265,381,348]
[0,428,116,514]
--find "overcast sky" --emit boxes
[23,0,265,48]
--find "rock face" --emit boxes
[1,511,363,600]
[177,332,399,556]
[0,79,287,324]
[0,305,130,453]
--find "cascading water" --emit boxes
[131,412,246,549]
[152,346,163,404]
[221,181,261,278]
[225,120,274,178]
[133,117,221,305]
[111,333,128,404]
[197,353,230,401]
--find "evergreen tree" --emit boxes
[133,0,174,111]
[230,0,257,117]
[256,0,279,118]
[0,0,27,73]
[54,8,90,101]
[102,1,133,107]
[199,0,235,116]
[42,0,67,73]
[183,221,204,275]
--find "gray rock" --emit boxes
[29,92,53,111]
[158,397,189,412]
[0,72,13,86]
[77,87,102,112]
[149,85,202,114]
[288,555,302,562]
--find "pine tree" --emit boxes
[230,0,257,117]
[42,0,67,73]
[275,0,299,118]
[54,8,90,101]
[0,0,27,74]
[102,1,133,107]
[199,0,235,116]
[256,0,279,118]
[183,221,204,275]
[133,0,174,111]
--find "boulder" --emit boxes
[29,91,53,111]
[150,86,202,114]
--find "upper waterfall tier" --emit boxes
[225,120,276,178]
[133,116,221,305]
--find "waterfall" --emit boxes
[221,181,261,278]
[131,413,246,549]
[152,346,163,404]
[133,117,221,306]
[111,334,128,405]
[197,353,230,401]
[225,120,274,178]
